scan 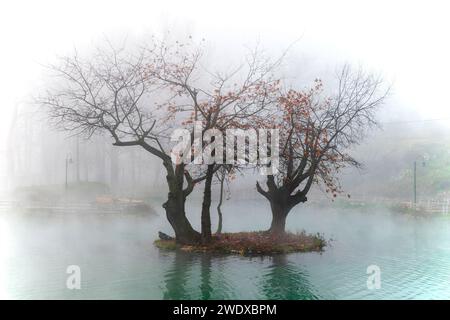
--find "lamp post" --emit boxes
[65,153,73,190]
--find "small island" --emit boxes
[154,231,326,256]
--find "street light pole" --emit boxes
[65,153,72,190]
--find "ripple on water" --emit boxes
[2,205,450,299]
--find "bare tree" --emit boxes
[39,37,282,244]
[145,42,282,242]
[256,65,388,234]
[39,40,208,244]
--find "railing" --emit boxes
[0,198,153,215]
[308,196,450,215]
[400,199,450,215]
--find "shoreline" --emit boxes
[154,231,327,256]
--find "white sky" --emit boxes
[0,0,449,161]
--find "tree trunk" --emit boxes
[163,191,200,244]
[200,164,214,243]
[268,199,291,235]
[216,206,223,235]
[216,173,224,234]
[163,161,201,244]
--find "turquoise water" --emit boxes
[1,200,450,299]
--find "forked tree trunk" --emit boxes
[257,177,309,236]
[163,191,200,244]
[163,161,201,244]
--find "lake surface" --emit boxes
[1,199,450,299]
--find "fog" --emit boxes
[1,0,450,199]
[1,0,450,301]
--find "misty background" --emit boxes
[1,0,450,203]
[3,0,450,301]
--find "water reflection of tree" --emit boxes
[163,252,317,300]
[260,255,318,300]
[162,251,194,299]
[199,254,212,299]
[163,252,233,300]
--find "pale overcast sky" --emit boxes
[0,0,449,157]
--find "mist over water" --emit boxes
[1,200,449,299]
[1,0,450,302]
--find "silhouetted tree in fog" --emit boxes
[256,66,388,234]
[40,37,281,244]
[145,42,281,243]
[40,39,205,243]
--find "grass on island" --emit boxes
[154,231,327,255]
